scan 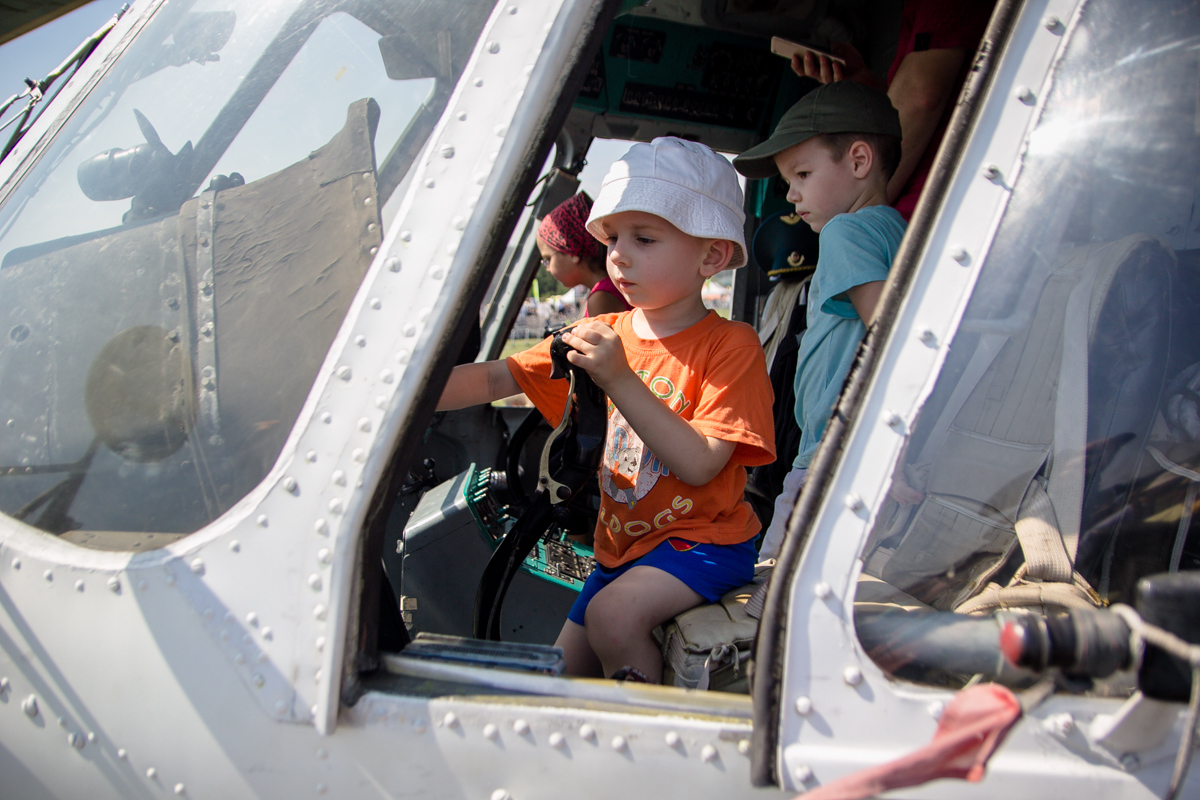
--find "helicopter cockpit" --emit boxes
[3,0,1200,762]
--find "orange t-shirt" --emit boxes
[506,310,775,568]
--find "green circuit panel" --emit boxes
[574,14,788,134]
[463,463,597,592]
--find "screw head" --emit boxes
[794,764,814,783]
[443,712,459,728]
[513,719,529,735]
[701,744,717,762]
[1043,15,1064,34]
[813,581,832,600]
[1016,86,1037,104]
[23,695,37,717]
[843,666,864,686]
[610,735,627,752]
[843,493,863,512]
[950,247,971,265]
[483,723,499,740]
[549,731,565,749]
[665,731,680,747]
[579,723,596,741]
[794,696,812,715]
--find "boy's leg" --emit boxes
[553,619,604,678]
[584,566,703,683]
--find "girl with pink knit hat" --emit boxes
[536,193,630,316]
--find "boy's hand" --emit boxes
[563,321,736,486]
[560,322,635,391]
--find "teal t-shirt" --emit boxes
[792,205,906,468]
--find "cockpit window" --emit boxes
[0,0,496,546]
[856,0,1200,687]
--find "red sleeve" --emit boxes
[910,0,994,53]
[688,324,776,467]
[889,0,996,85]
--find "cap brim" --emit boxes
[733,129,819,180]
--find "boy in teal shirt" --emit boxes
[734,81,911,558]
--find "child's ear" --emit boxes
[848,140,875,178]
[700,239,735,277]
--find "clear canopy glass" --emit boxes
[0,0,496,543]
[857,0,1200,685]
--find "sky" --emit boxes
[0,0,130,95]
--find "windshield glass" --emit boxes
[0,0,495,544]
[856,0,1200,686]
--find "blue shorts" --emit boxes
[567,537,757,626]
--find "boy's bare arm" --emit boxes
[562,323,736,486]
[848,280,885,327]
[437,360,521,412]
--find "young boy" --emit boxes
[732,81,910,560]
[438,137,775,683]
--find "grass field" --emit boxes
[500,338,540,359]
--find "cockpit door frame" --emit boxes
[747,0,1174,793]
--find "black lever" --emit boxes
[473,329,607,640]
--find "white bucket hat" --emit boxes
[586,137,747,269]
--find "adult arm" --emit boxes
[885,47,967,203]
[437,360,520,411]
[561,322,735,485]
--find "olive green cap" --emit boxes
[733,81,902,179]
